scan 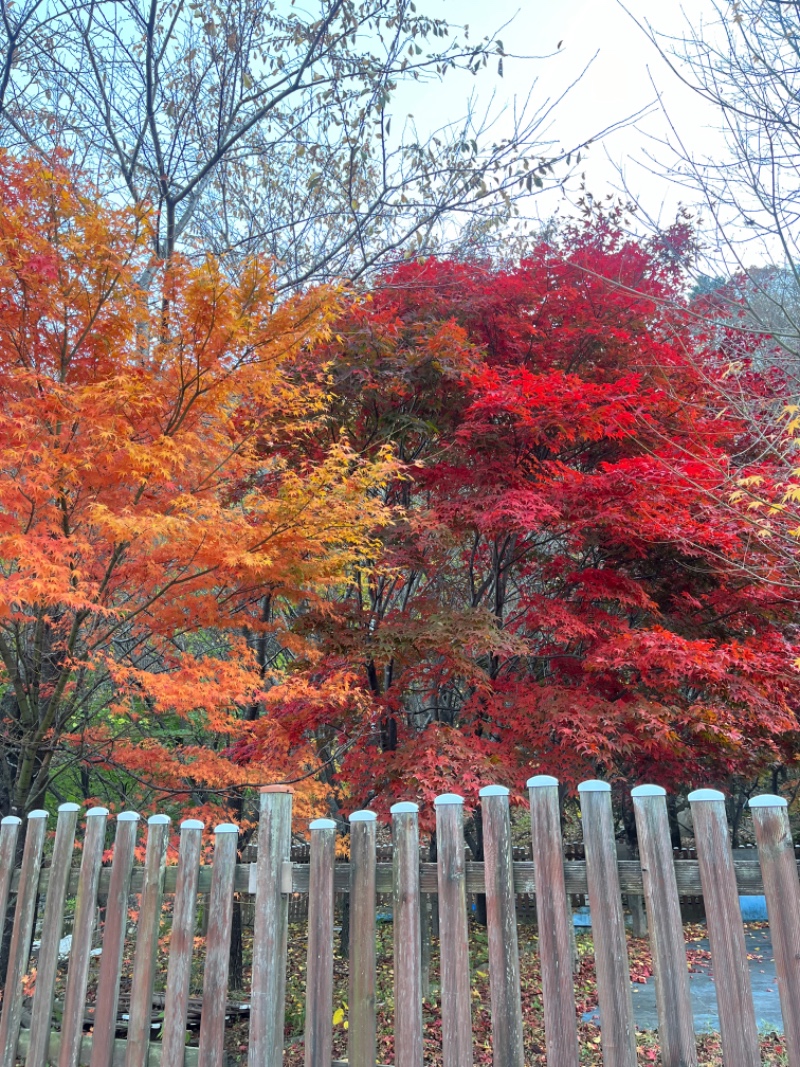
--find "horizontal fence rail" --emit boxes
[12,856,785,899]
[0,782,797,1067]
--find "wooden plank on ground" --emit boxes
[16,1030,199,1067]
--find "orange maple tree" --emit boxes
[0,154,393,820]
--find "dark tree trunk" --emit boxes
[667,793,683,850]
[464,812,486,927]
[428,833,439,937]
[227,791,250,991]
[339,892,350,960]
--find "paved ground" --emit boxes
[582,926,784,1033]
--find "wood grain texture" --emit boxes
[631,788,696,1067]
[304,820,336,1067]
[750,797,800,1067]
[125,816,171,1067]
[391,804,424,1067]
[58,808,109,1067]
[480,788,524,1067]
[161,820,204,1067]
[0,810,48,1067]
[689,791,759,1067]
[527,778,579,1067]
[16,854,787,898]
[420,894,431,1001]
[197,825,239,1067]
[280,858,780,896]
[90,813,140,1067]
[435,796,472,1067]
[249,788,292,1067]
[578,783,636,1067]
[0,817,21,942]
[27,804,81,1067]
[348,814,377,1067]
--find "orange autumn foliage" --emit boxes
[0,153,394,821]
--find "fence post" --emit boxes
[631,787,696,1067]
[89,811,140,1067]
[349,811,377,1067]
[480,785,524,1067]
[161,819,204,1067]
[0,817,21,940]
[0,809,49,1067]
[689,789,759,1067]
[435,794,472,1067]
[578,781,636,1067]
[628,893,648,938]
[249,786,293,1067]
[125,814,171,1067]
[749,795,800,1067]
[305,818,336,1067]
[391,802,424,1067]
[59,807,109,1067]
[198,823,239,1067]
[527,776,579,1067]
[27,803,81,1067]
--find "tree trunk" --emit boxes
[464,811,486,926]
[227,791,249,990]
[667,793,683,849]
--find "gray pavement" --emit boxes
[582,926,783,1034]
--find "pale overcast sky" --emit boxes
[396,0,723,230]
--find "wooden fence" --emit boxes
[0,778,799,1067]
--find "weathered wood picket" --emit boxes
[0,781,798,1067]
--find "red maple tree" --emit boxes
[239,214,800,819]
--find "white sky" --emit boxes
[396,0,724,231]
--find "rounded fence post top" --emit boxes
[631,785,667,798]
[28,809,49,819]
[1,815,21,826]
[434,793,464,806]
[260,785,295,794]
[749,794,788,809]
[147,813,171,825]
[527,774,559,789]
[117,811,140,822]
[84,807,108,818]
[180,818,205,830]
[688,788,725,803]
[214,823,239,834]
[578,780,610,793]
[390,801,419,814]
[479,784,510,797]
[57,803,81,813]
[309,818,337,831]
[349,810,377,823]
